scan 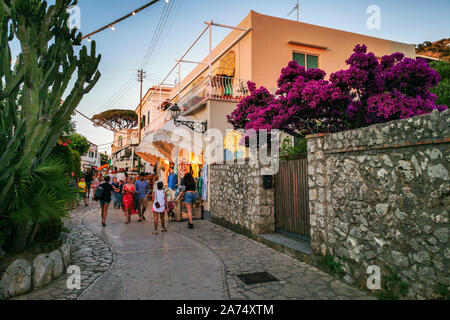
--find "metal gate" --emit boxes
[274,159,310,241]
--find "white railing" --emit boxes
[178,76,249,112]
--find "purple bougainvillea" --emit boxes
[227,44,447,136]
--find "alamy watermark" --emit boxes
[366,5,381,30]
[366,265,381,290]
[66,265,81,290]
[157,128,281,175]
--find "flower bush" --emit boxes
[227,44,447,136]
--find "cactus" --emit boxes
[0,0,101,251]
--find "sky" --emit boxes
[56,0,450,153]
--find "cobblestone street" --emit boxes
[15,199,374,300]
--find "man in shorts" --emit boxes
[134,173,150,222]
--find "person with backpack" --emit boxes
[95,176,114,227]
[152,181,167,234]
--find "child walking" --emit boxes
[152,181,167,234]
[78,177,87,207]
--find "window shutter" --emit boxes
[293,53,306,67]
[307,55,319,69]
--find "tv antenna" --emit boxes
[288,0,299,22]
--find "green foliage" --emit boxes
[100,152,109,166]
[70,149,81,178]
[62,115,77,136]
[0,0,101,253]
[435,283,449,300]
[92,109,138,132]
[50,144,81,178]
[280,136,307,160]
[68,133,90,156]
[430,61,450,107]
[321,253,345,277]
[5,156,78,252]
[376,271,409,300]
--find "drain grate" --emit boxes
[237,272,279,285]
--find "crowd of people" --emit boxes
[70,167,198,234]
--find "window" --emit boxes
[119,135,123,147]
[142,115,146,129]
[293,52,319,70]
[147,111,150,125]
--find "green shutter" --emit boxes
[307,55,319,69]
[293,53,306,67]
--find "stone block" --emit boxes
[49,250,64,279]
[0,259,32,298]
[33,254,53,289]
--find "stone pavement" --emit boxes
[13,204,114,300]
[14,198,374,300]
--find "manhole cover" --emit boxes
[237,272,279,285]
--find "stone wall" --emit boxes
[307,109,449,299]
[0,233,71,300]
[210,163,275,234]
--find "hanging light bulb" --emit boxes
[87,37,91,42]
[165,0,170,3]
[132,11,136,15]
[110,25,115,31]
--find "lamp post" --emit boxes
[169,103,208,133]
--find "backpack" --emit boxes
[94,185,104,201]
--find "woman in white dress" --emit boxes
[152,181,167,234]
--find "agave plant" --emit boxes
[0,0,101,252]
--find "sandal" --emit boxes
[152,231,158,234]
[161,228,167,232]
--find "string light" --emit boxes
[87,37,91,42]
[81,0,160,41]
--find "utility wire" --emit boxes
[147,0,182,72]
[98,1,173,112]
[75,110,117,133]
[140,0,174,69]
[139,1,171,69]
[103,1,173,112]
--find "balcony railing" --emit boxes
[178,76,249,112]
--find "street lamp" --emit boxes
[169,103,182,119]
[169,103,207,133]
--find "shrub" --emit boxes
[228,45,448,137]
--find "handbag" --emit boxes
[155,202,161,209]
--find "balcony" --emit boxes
[178,76,249,113]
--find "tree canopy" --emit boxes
[67,133,91,156]
[92,109,138,132]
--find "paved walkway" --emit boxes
[15,199,374,300]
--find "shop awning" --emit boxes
[145,111,172,134]
[137,116,204,163]
[96,163,109,171]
